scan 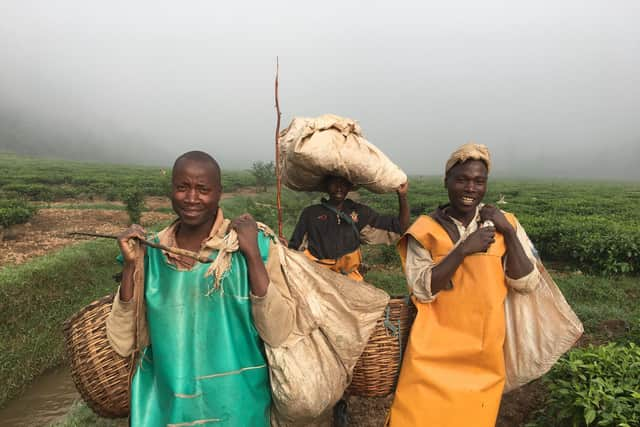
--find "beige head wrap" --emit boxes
[445,143,491,179]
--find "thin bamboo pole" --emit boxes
[274,57,284,239]
[68,231,213,264]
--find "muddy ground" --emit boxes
[345,380,546,426]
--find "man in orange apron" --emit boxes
[388,144,541,427]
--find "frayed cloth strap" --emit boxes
[204,222,275,292]
[127,241,146,402]
[133,244,145,352]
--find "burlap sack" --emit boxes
[279,114,407,193]
[503,261,583,392]
[267,244,390,426]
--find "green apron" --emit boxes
[129,232,272,426]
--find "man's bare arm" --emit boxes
[233,214,269,297]
[480,206,533,279]
[397,181,410,233]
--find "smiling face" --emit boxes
[171,158,221,228]
[445,159,488,222]
[326,176,353,205]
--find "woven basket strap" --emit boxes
[385,297,412,392]
[394,297,412,386]
[128,244,146,402]
[133,243,146,350]
[383,304,403,380]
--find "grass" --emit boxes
[1,161,637,424]
[0,240,121,408]
[364,269,406,296]
[552,273,640,335]
[49,401,126,427]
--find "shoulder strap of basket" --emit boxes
[128,244,146,386]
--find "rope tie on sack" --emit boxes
[204,231,238,296]
[203,222,275,296]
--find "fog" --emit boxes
[1,1,639,179]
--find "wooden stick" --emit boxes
[274,56,284,239]
[68,232,214,264]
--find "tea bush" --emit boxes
[123,189,145,224]
[0,199,37,228]
[518,214,640,275]
[1,183,54,201]
[528,343,640,427]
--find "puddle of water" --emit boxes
[0,366,78,427]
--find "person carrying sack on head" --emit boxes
[287,175,410,282]
[282,174,408,427]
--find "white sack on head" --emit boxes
[279,114,407,193]
[267,244,390,426]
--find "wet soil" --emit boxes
[345,383,546,427]
[0,367,79,427]
[496,381,547,427]
[347,395,392,426]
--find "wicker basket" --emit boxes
[347,296,416,397]
[63,294,131,418]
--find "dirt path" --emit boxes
[1,191,260,268]
[0,208,174,267]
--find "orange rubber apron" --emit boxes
[388,214,516,427]
[304,248,364,282]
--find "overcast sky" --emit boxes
[1,1,638,179]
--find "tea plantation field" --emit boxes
[1,153,639,426]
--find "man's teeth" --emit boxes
[462,197,474,204]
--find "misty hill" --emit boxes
[0,106,172,166]
[1,106,639,181]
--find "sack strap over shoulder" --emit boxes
[320,201,360,239]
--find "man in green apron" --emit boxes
[106,151,295,426]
